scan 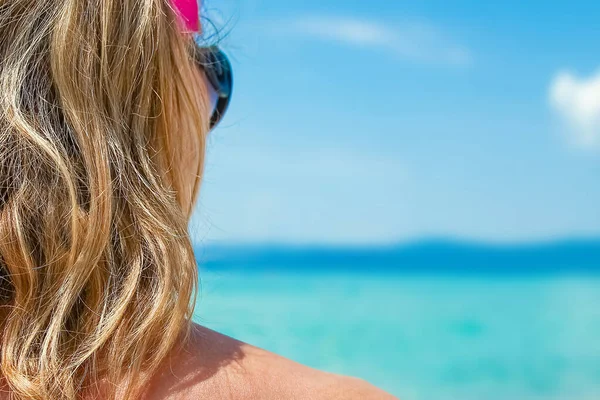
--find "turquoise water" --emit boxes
[192,270,600,399]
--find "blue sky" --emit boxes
[190,0,600,245]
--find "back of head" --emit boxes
[0,1,209,398]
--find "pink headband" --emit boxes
[172,0,200,32]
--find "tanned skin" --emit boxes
[142,324,397,400]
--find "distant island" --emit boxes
[194,238,600,275]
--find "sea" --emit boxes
[191,242,600,400]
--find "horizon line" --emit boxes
[193,235,600,250]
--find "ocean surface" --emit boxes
[191,243,600,400]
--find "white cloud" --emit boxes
[549,69,600,148]
[270,15,472,67]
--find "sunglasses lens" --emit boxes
[197,46,232,129]
[205,73,220,119]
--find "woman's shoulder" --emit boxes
[141,323,396,399]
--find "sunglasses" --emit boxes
[193,44,233,130]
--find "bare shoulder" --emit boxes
[321,376,398,399]
[141,323,397,400]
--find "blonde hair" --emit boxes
[0,0,208,398]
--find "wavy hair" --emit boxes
[0,0,208,398]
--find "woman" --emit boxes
[0,0,395,398]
